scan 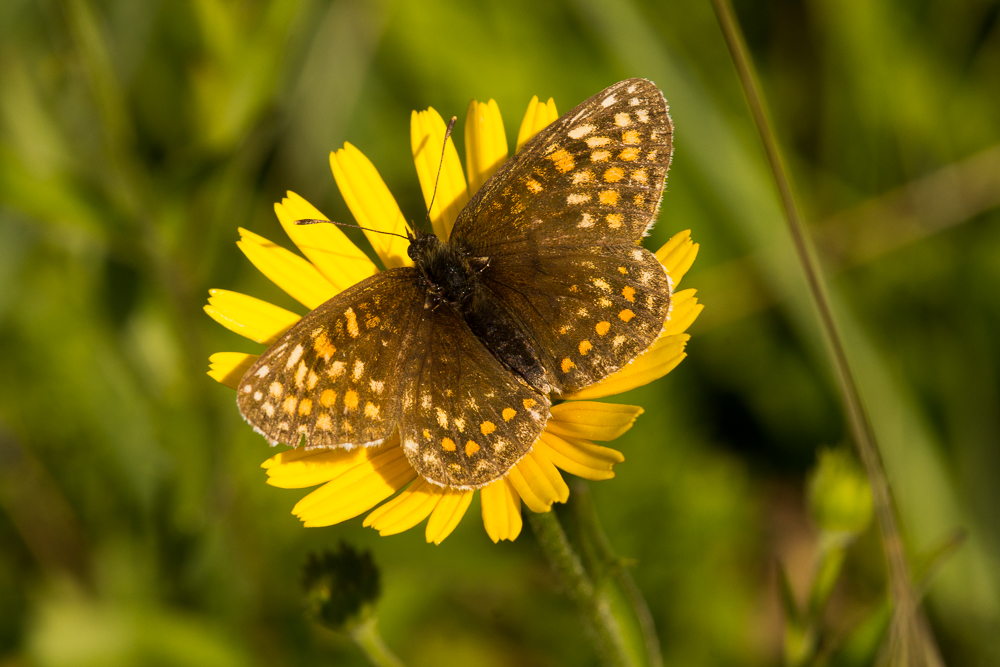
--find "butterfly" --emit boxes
[237,78,674,489]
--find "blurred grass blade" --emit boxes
[709,2,939,664]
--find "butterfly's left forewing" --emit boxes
[238,266,547,489]
[237,270,426,449]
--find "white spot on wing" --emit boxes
[286,344,303,369]
[602,94,616,107]
[568,124,594,139]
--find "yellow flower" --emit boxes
[205,94,702,545]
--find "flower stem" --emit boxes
[709,1,943,665]
[528,510,637,667]
[571,481,663,667]
[349,616,406,667]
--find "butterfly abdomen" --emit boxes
[409,233,552,395]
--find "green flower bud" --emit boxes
[302,543,381,631]
[807,448,873,538]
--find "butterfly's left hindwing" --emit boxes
[399,306,549,489]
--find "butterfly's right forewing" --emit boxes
[450,78,674,395]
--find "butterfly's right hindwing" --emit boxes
[237,270,426,449]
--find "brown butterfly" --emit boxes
[238,78,674,489]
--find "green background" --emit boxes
[1,0,998,665]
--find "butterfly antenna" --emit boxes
[422,116,458,234]
[293,219,410,241]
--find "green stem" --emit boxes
[571,481,663,667]
[709,2,942,665]
[528,510,637,667]
[349,616,406,667]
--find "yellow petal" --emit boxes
[656,230,699,287]
[527,449,570,502]
[464,98,508,194]
[411,107,469,240]
[204,289,301,344]
[275,191,380,286]
[329,146,413,269]
[505,464,550,514]
[545,402,643,441]
[480,477,522,543]
[264,445,377,489]
[425,488,474,544]
[515,96,558,153]
[364,477,442,536]
[293,446,418,527]
[236,228,337,309]
[507,449,568,513]
[207,352,258,390]
[662,289,703,336]
[536,431,623,481]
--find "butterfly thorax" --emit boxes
[407,231,481,308]
[407,230,553,394]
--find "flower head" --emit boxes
[206,91,702,544]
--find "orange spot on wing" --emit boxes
[502,408,517,422]
[561,357,576,372]
[599,190,619,206]
[622,286,636,302]
[596,321,611,336]
[441,437,456,452]
[298,399,312,416]
[549,148,575,173]
[604,167,624,182]
[344,390,359,410]
[320,389,337,407]
[313,331,336,359]
[620,147,640,161]
[480,421,496,435]
[523,398,536,409]
[618,309,635,322]
[465,440,480,457]
[579,340,593,355]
